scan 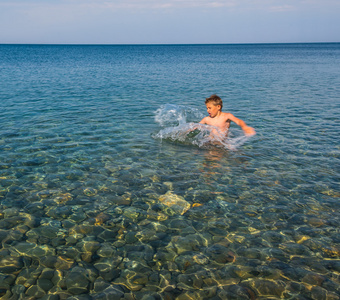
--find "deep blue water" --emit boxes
[0,43,339,299]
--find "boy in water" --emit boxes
[199,94,256,137]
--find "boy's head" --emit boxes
[205,94,223,110]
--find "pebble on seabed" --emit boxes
[158,191,191,215]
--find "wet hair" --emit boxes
[205,94,223,109]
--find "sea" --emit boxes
[0,43,339,299]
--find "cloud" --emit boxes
[64,0,239,11]
[0,0,238,11]
[269,5,295,12]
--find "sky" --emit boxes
[0,0,339,44]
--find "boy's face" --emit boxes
[206,103,221,118]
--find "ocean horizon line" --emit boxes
[1,41,340,46]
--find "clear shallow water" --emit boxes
[0,44,339,299]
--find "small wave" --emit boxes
[153,104,250,151]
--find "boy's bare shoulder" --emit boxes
[199,116,209,124]
[221,112,234,119]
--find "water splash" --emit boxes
[153,104,250,151]
[154,104,203,127]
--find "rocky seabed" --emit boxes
[0,183,340,300]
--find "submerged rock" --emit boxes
[0,256,23,274]
[218,284,255,300]
[92,285,125,299]
[93,257,122,281]
[12,242,55,259]
[241,279,286,298]
[65,267,91,295]
[159,191,190,215]
[205,244,235,264]
[167,235,202,254]
[25,284,46,298]
[83,188,98,197]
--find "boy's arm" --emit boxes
[186,118,206,134]
[227,114,256,136]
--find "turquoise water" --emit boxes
[0,44,339,299]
